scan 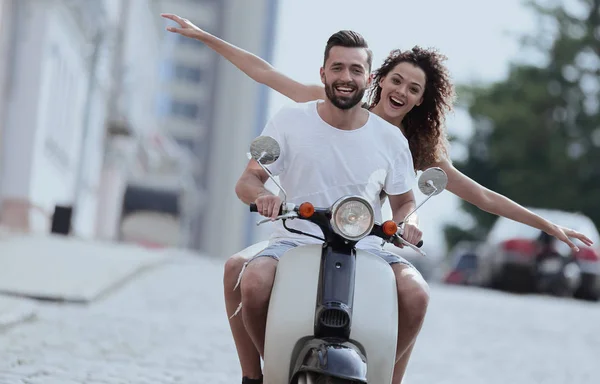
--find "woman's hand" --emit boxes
[161,13,206,40]
[548,224,594,253]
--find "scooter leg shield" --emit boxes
[263,245,323,384]
[350,249,398,383]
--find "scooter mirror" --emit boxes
[249,136,281,165]
[418,167,448,196]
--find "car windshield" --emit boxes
[487,208,600,245]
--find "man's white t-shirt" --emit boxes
[260,100,416,250]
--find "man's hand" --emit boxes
[394,223,423,249]
[402,223,423,246]
[255,192,282,220]
[161,13,206,39]
[388,191,421,248]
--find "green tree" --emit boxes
[446,0,600,248]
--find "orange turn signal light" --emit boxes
[298,202,315,218]
[382,220,398,236]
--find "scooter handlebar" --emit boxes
[249,203,423,248]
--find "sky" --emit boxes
[260,0,540,258]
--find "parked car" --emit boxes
[473,208,600,300]
[442,241,481,286]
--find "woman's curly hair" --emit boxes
[367,47,455,171]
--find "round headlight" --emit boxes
[330,196,374,241]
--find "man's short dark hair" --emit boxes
[323,30,373,71]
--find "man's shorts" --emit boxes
[248,240,415,268]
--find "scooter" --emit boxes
[247,135,448,384]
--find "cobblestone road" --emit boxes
[1,251,599,383]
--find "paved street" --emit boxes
[1,250,599,384]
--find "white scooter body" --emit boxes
[262,242,398,384]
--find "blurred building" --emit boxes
[0,0,279,256]
[155,0,280,256]
[0,0,109,234]
[93,0,189,246]
[0,0,172,241]
[0,0,15,190]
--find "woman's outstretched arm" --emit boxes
[434,159,594,252]
[161,13,325,103]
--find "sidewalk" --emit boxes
[0,234,169,303]
[0,296,36,330]
[0,251,239,384]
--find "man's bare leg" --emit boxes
[239,257,279,357]
[392,342,416,384]
[223,255,263,380]
[390,264,430,384]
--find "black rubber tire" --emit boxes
[315,374,357,384]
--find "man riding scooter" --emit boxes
[233,30,428,384]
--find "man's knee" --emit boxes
[403,282,430,320]
[224,253,247,286]
[394,265,430,325]
[240,258,278,309]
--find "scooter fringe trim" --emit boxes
[230,258,252,319]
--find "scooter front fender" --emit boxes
[291,338,367,383]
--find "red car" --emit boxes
[472,208,600,300]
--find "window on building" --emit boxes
[173,64,203,84]
[170,100,200,120]
[175,138,197,153]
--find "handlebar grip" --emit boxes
[249,203,284,215]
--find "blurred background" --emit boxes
[0,0,598,299]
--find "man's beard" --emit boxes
[324,78,366,110]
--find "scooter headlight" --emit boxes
[330,196,374,241]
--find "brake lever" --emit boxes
[256,212,298,226]
[393,234,427,257]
